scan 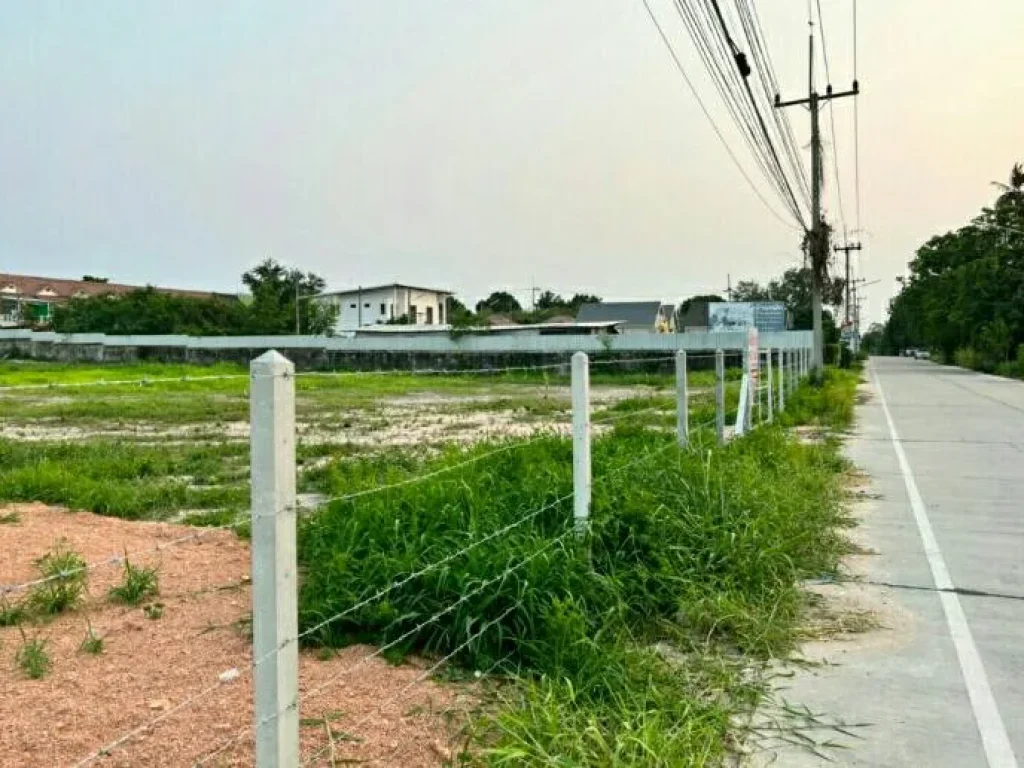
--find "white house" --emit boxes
[315,283,454,331]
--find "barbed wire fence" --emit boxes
[0,340,811,766]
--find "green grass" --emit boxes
[0,439,248,520]
[779,368,860,431]
[79,622,104,654]
[0,599,29,627]
[27,543,88,616]
[295,366,855,763]
[15,633,51,679]
[108,558,159,605]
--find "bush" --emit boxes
[27,543,88,616]
[108,558,159,605]
[953,346,980,371]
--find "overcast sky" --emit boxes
[2,2,1022,323]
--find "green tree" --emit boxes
[884,162,1024,368]
[241,259,336,334]
[475,291,522,314]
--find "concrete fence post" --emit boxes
[250,351,299,768]
[765,347,774,422]
[571,351,591,536]
[777,347,785,412]
[675,350,688,447]
[715,349,725,444]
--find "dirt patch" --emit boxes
[0,504,471,767]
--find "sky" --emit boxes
[1,2,1022,325]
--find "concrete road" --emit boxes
[756,357,1023,767]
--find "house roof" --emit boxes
[0,273,231,302]
[575,301,665,327]
[316,283,453,298]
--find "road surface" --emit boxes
[760,357,1024,767]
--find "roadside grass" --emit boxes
[296,369,853,763]
[779,368,860,431]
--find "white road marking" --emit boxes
[873,367,1018,768]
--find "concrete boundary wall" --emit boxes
[0,329,812,370]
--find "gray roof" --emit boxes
[575,301,666,328]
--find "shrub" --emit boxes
[108,558,159,605]
[953,347,980,371]
[27,543,88,616]
[16,634,51,679]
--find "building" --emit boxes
[0,273,232,328]
[575,301,676,333]
[353,320,623,339]
[315,283,454,331]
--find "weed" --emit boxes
[0,598,28,627]
[27,542,87,616]
[108,558,159,605]
[294,369,855,761]
[15,632,51,679]
[79,622,105,654]
[143,602,165,620]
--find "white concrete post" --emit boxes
[250,351,299,768]
[571,351,591,536]
[777,347,785,412]
[715,349,725,444]
[735,373,750,436]
[766,347,774,423]
[675,350,688,447]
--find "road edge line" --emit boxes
[872,366,1018,768]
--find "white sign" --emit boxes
[709,303,755,331]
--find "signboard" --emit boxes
[709,302,787,332]
[709,302,754,331]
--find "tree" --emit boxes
[475,291,522,314]
[52,287,251,335]
[679,294,725,315]
[52,258,338,336]
[884,162,1024,368]
[241,259,336,335]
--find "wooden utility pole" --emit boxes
[833,241,863,324]
[775,24,859,377]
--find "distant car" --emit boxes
[917,350,931,360]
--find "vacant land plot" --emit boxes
[0,359,852,767]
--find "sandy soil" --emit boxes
[0,505,471,767]
[0,385,670,445]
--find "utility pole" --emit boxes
[833,241,862,324]
[726,274,732,301]
[775,23,859,377]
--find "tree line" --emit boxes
[52,259,338,336]
[880,163,1024,375]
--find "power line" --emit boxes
[816,0,849,240]
[853,0,862,233]
[676,0,808,226]
[671,0,796,219]
[638,0,803,231]
[707,0,808,226]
